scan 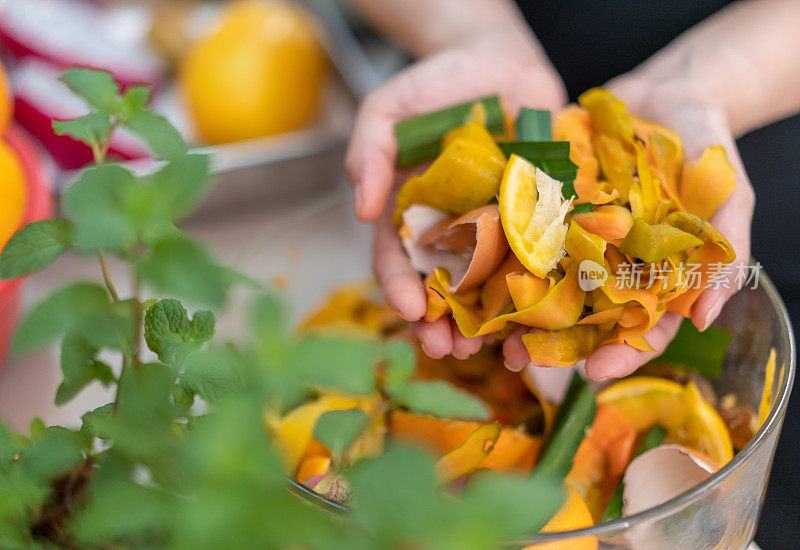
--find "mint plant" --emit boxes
[0,69,564,549]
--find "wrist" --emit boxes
[453,26,567,109]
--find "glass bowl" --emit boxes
[241,195,795,550]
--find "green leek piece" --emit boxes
[570,203,593,215]
[516,108,551,141]
[601,424,668,521]
[395,96,505,167]
[498,141,578,187]
[533,372,597,482]
[654,320,732,378]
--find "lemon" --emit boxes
[180,0,328,144]
[499,155,570,277]
[0,140,26,252]
[597,376,733,465]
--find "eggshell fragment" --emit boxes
[622,444,717,516]
[401,204,508,293]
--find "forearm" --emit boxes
[624,0,800,136]
[346,0,538,58]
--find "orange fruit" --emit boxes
[0,139,26,251]
[180,0,328,144]
[0,61,11,134]
[389,410,542,472]
[597,376,733,465]
[499,154,571,277]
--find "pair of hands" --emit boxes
[345,32,754,381]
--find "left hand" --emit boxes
[503,75,755,380]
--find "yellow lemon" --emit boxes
[499,154,570,277]
[598,376,733,465]
[0,139,26,251]
[180,0,328,144]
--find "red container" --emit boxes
[0,124,52,368]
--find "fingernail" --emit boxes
[504,360,525,373]
[452,352,468,360]
[701,296,726,331]
[420,342,431,357]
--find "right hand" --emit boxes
[345,30,566,359]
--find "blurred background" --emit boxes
[0,0,796,548]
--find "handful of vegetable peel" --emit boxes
[393,88,737,365]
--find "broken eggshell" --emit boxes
[622,444,717,516]
[401,204,508,294]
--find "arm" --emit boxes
[346,0,539,58]
[615,0,800,137]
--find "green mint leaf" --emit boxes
[140,220,183,247]
[292,336,379,395]
[384,339,416,387]
[80,403,114,439]
[248,293,294,399]
[72,451,175,546]
[186,310,215,342]
[346,445,441,542]
[122,108,187,160]
[313,408,369,462]
[96,364,182,483]
[60,68,121,113]
[56,333,115,405]
[171,384,195,408]
[459,472,565,537]
[0,420,18,464]
[16,426,85,483]
[144,299,215,364]
[121,85,150,112]
[146,153,211,220]
[52,112,112,149]
[179,347,245,405]
[28,418,46,440]
[62,164,139,254]
[170,398,339,549]
[130,154,212,225]
[0,219,75,279]
[253,292,287,333]
[389,380,491,420]
[136,236,233,307]
[11,283,129,354]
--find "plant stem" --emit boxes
[131,273,142,371]
[90,124,115,165]
[97,251,120,302]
